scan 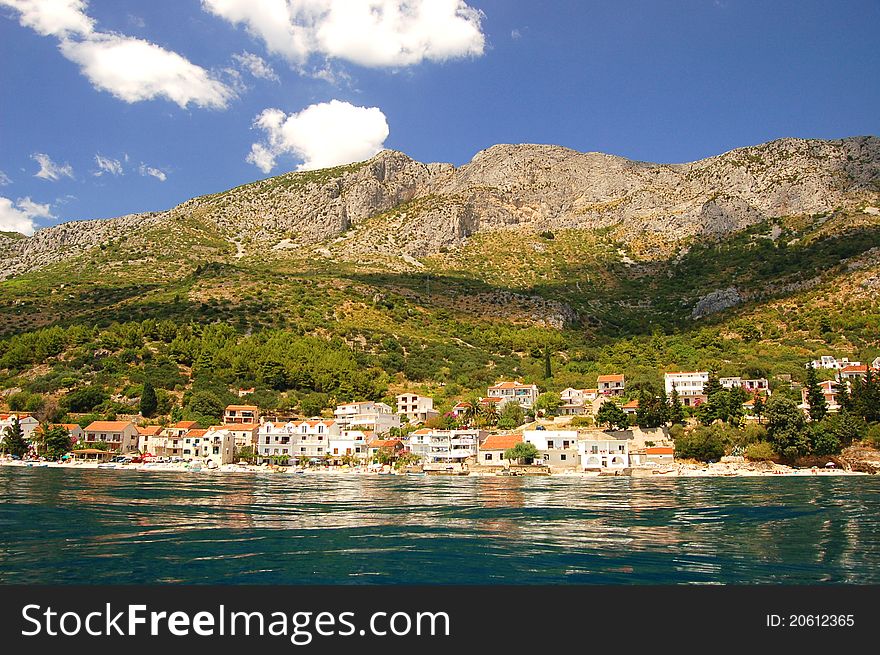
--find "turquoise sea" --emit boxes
[1,467,878,584]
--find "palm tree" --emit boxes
[462,395,481,427]
[480,401,499,427]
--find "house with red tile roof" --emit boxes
[486,381,539,409]
[224,404,259,424]
[597,374,625,396]
[477,433,523,466]
[83,420,139,453]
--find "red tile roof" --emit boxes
[137,426,162,436]
[85,421,134,432]
[224,405,258,412]
[480,434,523,451]
[646,447,674,455]
[597,374,625,383]
[172,421,200,429]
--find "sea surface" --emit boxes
[1,467,878,584]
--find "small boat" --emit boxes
[97,463,117,469]
[406,472,426,477]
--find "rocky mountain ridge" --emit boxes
[2,136,878,279]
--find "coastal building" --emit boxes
[451,401,471,418]
[477,433,523,466]
[83,421,139,453]
[215,423,259,448]
[664,371,709,406]
[873,357,880,370]
[223,404,259,424]
[597,374,625,396]
[257,419,341,463]
[407,428,484,463]
[486,381,540,409]
[0,413,39,443]
[522,429,579,470]
[578,438,630,470]
[136,425,163,453]
[559,388,598,415]
[558,402,589,416]
[367,438,405,459]
[162,421,200,438]
[328,430,370,465]
[334,401,401,434]
[190,427,235,465]
[396,393,439,424]
[645,446,675,464]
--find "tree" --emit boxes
[673,427,725,462]
[497,402,525,430]
[42,425,72,460]
[534,392,561,417]
[596,400,628,430]
[479,401,499,427]
[635,386,667,429]
[462,396,481,427]
[65,386,107,413]
[668,384,685,425]
[752,393,765,424]
[765,396,810,459]
[703,370,722,399]
[543,346,552,379]
[140,380,158,418]
[1,417,29,458]
[185,391,224,423]
[804,363,828,422]
[504,441,539,464]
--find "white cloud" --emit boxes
[202,0,485,67]
[94,153,123,176]
[60,34,234,109]
[1,0,234,109]
[0,195,54,235]
[246,99,389,173]
[0,170,11,186]
[0,0,93,37]
[232,51,279,82]
[32,152,75,180]
[138,164,167,181]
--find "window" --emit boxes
[547,440,554,449]
[486,453,493,461]
[560,454,567,461]
[591,446,598,454]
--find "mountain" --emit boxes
[0,136,879,413]
[3,136,879,280]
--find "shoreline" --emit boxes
[0,459,868,478]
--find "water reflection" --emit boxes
[0,468,878,585]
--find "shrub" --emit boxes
[674,428,725,462]
[745,441,775,461]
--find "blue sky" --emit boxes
[1,0,878,234]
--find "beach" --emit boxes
[0,458,868,477]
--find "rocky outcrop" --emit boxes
[4,136,879,278]
[691,287,743,319]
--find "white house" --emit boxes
[328,430,370,464]
[807,356,860,370]
[597,375,625,396]
[334,401,401,434]
[0,413,39,443]
[407,428,484,463]
[522,429,579,469]
[396,394,439,424]
[665,371,709,406]
[216,423,259,448]
[799,380,840,415]
[838,365,868,382]
[223,404,259,424]
[486,382,540,409]
[720,377,770,394]
[578,438,630,470]
[181,427,235,465]
[257,419,340,462]
[477,434,523,466]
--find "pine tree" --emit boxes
[43,424,72,460]
[544,346,552,379]
[140,380,158,418]
[1,416,29,458]
[804,363,828,422]
[703,370,723,398]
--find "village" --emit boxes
[2,354,877,478]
